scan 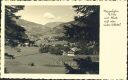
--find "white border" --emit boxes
[1,1,127,79]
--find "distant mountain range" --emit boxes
[16,19,86,39]
[14,19,87,46]
[15,19,68,42]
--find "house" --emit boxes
[71,47,79,52]
[67,50,75,56]
[62,50,75,56]
[24,42,29,47]
[62,47,80,56]
[67,54,75,56]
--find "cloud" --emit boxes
[43,12,55,19]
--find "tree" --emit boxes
[73,5,99,24]
[63,5,100,73]
[64,63,76,74]
[64,57,99,74]
[5,5,28,47]
[64,5,99,42]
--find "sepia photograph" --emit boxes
[4,5,100,74]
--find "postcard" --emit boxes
[0,0,127,79]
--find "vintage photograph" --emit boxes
[4,5,99,74]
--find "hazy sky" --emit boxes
[16,6,77,25]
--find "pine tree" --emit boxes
[5,5,28,47]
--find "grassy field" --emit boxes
[5,46,99,73]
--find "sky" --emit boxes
[16,6,77,25]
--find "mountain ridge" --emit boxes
[15,19,69,42]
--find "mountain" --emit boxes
[16,19,86,37]
[15,19,67,42]
[16,19,49,34]
[45,22,64,28]
[15,19,87,46]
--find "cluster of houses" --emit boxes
[62,47,80,56]
[17,40,37,47]
[40,42,80,56]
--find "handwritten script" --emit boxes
[104,9,121,26]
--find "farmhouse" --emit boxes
[67,50,75,56]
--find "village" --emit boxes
[5,5,99,74]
